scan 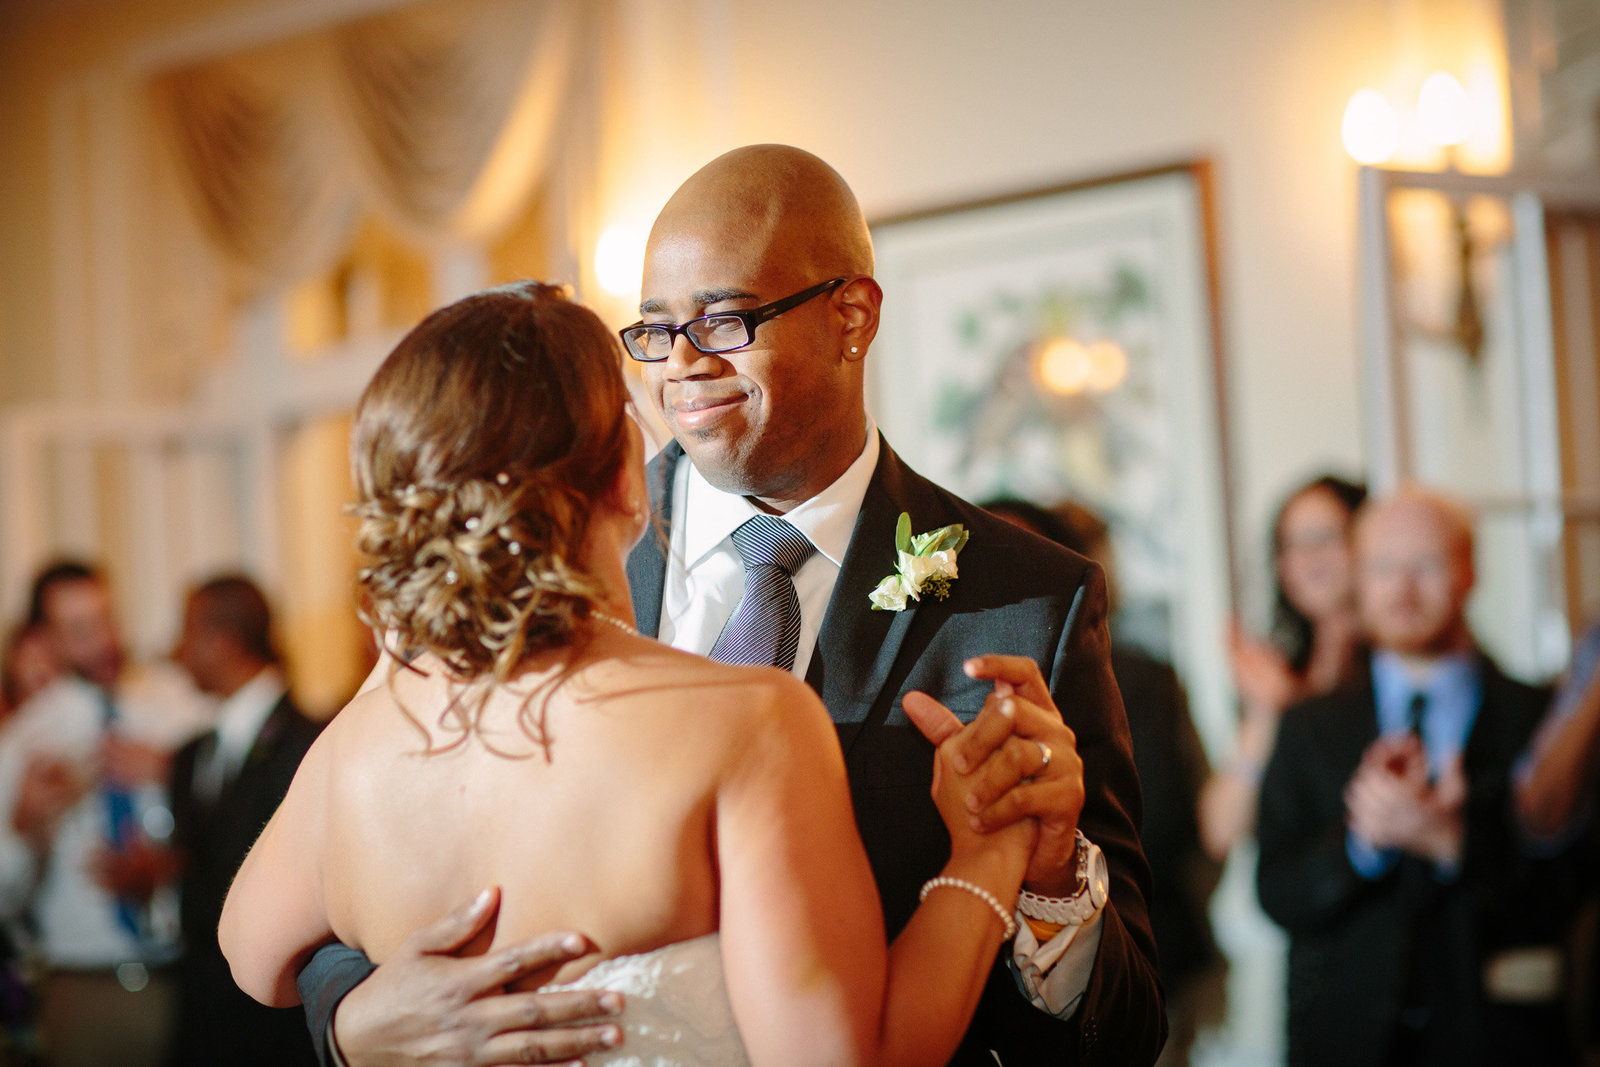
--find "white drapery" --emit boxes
[148,0,585,297]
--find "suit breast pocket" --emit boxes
[856,675,988,791]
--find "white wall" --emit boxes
[611,0,1429,616]
[2,0,1516,616]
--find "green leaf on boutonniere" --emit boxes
[870,513,969,611]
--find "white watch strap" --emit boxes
[1016,831,1103,925]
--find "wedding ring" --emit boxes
[1036,740,1053,773]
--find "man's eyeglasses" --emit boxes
[619,278,847,362]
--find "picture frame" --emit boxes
[867,162,1237,751]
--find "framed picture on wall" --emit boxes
[867,162,1236,751]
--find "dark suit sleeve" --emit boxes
[1049,563,1166,1066]
[1256,702,1371,933]
[297,943,377,1066]
[971,563,1164,1066]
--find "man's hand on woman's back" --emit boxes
[330,886,626,1067]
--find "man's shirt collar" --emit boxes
[680,417,880,568]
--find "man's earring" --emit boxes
[850,346,859,354]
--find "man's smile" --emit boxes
[666,390,748,431]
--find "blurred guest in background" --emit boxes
[168,574,320,1066]
[1514,619,1600,1057]
[1257,488,1575,1067]
[1516,619,1600,839]
[983,496,1220,1067]
[1200,474,1366,860]
[0,561,209,1066]
[1,623,61,726]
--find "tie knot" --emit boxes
[1406,691,1428,734]
[730,516,814,576]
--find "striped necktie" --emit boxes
[710,516,816,671]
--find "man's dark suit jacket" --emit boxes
[1112,648,1218,995]
[296,438,1164,1067]
[170,692,322,1067]
[629,439,1162,1065]
[1256,653,1576,1067]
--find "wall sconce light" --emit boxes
[1343,72,1484,362]
[1415,71,1474,149]
[594,225,646,298]
[1341,89,1399,166]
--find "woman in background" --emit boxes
[1199,474,1367,860]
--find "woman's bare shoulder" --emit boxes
[602,639,823,719]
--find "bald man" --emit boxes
[297,146,1162,1066]
[1257,489,1575,1067]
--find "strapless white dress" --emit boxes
[543,933,750,1066]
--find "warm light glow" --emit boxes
[1416,71,1474,148]
[1085,340,1128,394]
[594,226,646,297]
[1035,337,1092,396]
[1341,89,1398,165]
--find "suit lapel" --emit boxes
[809,440,928,744]
[216,694,293,808]
[627,436,930,746]
[626,442,680,639]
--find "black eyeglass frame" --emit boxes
[618,277,848,362]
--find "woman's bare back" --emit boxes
[318,634,795,984]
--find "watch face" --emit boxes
[1087,848,1110,910]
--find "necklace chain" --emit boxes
[590,608,638,636]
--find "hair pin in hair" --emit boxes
[445,570,458,585]
[465,517,480,532]
[508,542,521,556]
[496,472,510,486]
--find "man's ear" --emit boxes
[837,276,882,362]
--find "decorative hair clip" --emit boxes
[496,524,523,556]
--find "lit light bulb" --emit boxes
[1035,337,1091,396]
[1341,89,1398,165]
[1085,340,1128,394]
[1416,71,1473,148]
[594,226,645,297]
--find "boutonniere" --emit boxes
[868,512,970,611]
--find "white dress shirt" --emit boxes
[0,665,211,967]
[192,668,286,802]
[655,419,1102,1018]
[659,424,880,677]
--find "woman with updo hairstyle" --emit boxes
[221,283,1034,1067]
[348,281,634,727]
[1199,473,1367,860]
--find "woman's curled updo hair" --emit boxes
[351,281,632,685]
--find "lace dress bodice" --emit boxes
[543,933,750,1066]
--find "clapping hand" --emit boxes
[12,755,88,847]
[1227,620,1299,716]
[904,655,1085,898]
[99,736,172,788]
[1344,735,1466,866]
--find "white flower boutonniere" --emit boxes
[868,512,970,611]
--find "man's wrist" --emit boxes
[1018,832,1107,925]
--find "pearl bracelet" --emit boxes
[919,876,1018,940]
